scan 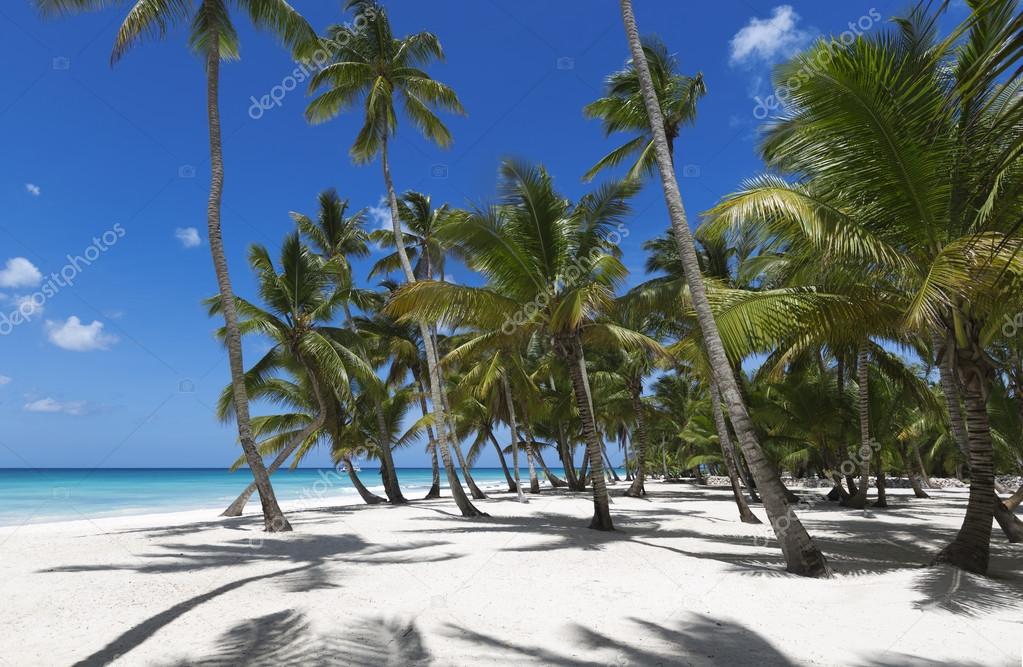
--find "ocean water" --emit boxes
[0,467,592,527]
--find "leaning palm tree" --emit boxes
[213,233,373,515]
[35,0,317,532]
[583,35,706,181]
[305,0,482,517]
[386,160,664,530]
[293,189,407,503]
[614,0,831,577]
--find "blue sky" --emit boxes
[0,0,944,469]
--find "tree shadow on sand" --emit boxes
[158,611,431,667]
[442,614,996,667]
[53,536,456,666]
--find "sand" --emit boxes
[0,481,1020,666]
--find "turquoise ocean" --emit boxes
[0,467,610,527]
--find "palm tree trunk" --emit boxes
[660,440,669,479]
[914,443,932,488]
[618,0,829,576]
[501,372,527,503]
[710,379,760,523]
[933,338,997,573]
[557,428,582,490]
[343,455,385,504]
[526,444,541,494]
[1004,485,1023,512]
[622,429,633,481]
[993,501,1023,543]
[932,330,971,468]
[381,134,483,517]
[425,443,441,500]
[438,369,487,500]
[205,46,290,531]
[221,357,329,517]
[873,451,888,508]
[560,335,613,530]
[902,450,930,499]
[625,392,649,497]
[521,417,567,487]
[345,302,406,505]
[844,342,872,509]
[413,370,442,499]
[602,443,621,482]
[373,403,407,504]
[488,432,518,493]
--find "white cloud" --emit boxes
[25,183,41,196]
[14,295,44,320]
[0,375,11,386]
[45,316,118,351]
[24,397,88,416]
[174,227,202,248]
[367,196,393,232]
[730,5,810,66]
[0,257,42,288]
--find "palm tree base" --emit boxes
[740,512,762,524]
[423,484,441,500]
[931,541,988,575]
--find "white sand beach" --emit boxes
[1,481,1019,666]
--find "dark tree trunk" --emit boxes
[710,380,760,523]
[873,455,888,508]
[993,500,1023,543]
[932,332,996,574]
[844,343,872,509]
[1004,485,1023,512]
[558,335,612,529]
[489,433,518,493]
[344,456,385,505]
[625,390,649,497]
[424,444,441,500]
[415,371,441,500]
[526,445,541,494]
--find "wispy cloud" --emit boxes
[0,375,11,386]
[45,316,118,351]
[730,5,810,67]
[14,295,44,320]
[25,183,41,197]
[0,257,42,288]
[367,196,392,232]
[174,227,202,248]
[24,397,88,416]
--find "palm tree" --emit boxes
[305,0,482,517]
[706,2,1023,573]
[386,160,663,530]
[213,233,373,515]
[293,189,407,504]
[583,36,706,181]
[615,0,831,576]
[35,0,317,532]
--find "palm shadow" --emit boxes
[158,611,431,667]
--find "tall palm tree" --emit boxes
[386,160,663,530]
[583,36,706,181]
[305,0,482,517]
[706,1,1023,573]
[34,0,317,532]
[616,0,831,576]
